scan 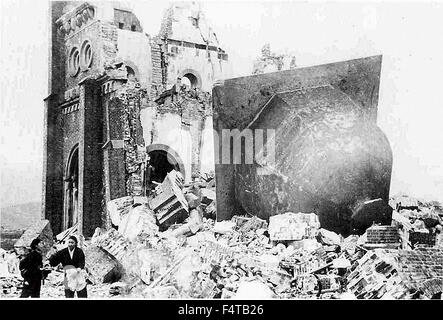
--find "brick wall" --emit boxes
[64,22,101,90]
[367,226,400,244]
[42,2,69,234]
[150,37,164,99]
[78,80,103,237]
[42,96,65,234]
[113,8,143,32]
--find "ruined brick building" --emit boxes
[42,1,231,236]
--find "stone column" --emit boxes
[78,79,103,237]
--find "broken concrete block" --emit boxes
[316,228,341,246]
[149,171,189,229]
[420,278,443,299]
[118,204,158,241]
[185,193,200,209]
[200,188,216,205]
[332,258,351,269]
[85,246,122,284]
[107,196,134,227]
[364,225,401,248]
[231,215,252,228]
[186,231,216,248]
[212,221,235,234]
[14,219,53,257]
[171,209,203,237]
[200,241,236,263]
[257,254,280,269]
[94,229,133,262]
[203,202,216,219]
[234,280,275,299]
[238,216,268,233]
[268,212,320,241]
[409,231,436,247]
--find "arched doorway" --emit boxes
[145,144,185,188]
[63,145,79,230]
[179,69,202,89]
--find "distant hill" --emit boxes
[0,201,41,231]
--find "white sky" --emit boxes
[1,0,443,207]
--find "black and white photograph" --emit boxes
[1,0,442,305]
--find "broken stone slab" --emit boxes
[185,193,201,209]
[203,201,216,219]
[171,209,204,238]
[231,216,252,229]
[94,229,134,262]
[14,219,53,257]
[268,212,320,241]
[118,204,158,241]
[85,246,122,284]
[200,188,216,205]
[200,241,237,264]
[234,280,275,299]
[332,258,351,269]
[316,228,342,246]
[186,231,217,248]
[149,171,189,229]
[107,196,134,227]
[419,278,443,299]
[238,216,268,233]
[409,231,436,247]
[212,221,236,234]
[364,225,401,249]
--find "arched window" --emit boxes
[126,66,137,82]
[145,144,186,187]
[80,40,93,70]
[182,72,199,89]
[68,47,80,77]
[64,145,79,230]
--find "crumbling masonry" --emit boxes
[42,1,230,236]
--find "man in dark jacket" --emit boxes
[19,238,44,298]
[48,235,87,298]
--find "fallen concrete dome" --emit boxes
[213,55,393,236]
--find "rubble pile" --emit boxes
[2,188,442,299]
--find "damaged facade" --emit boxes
[42,1,230,236]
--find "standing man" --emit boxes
[48,236,87,298]
[19,238,44,298]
